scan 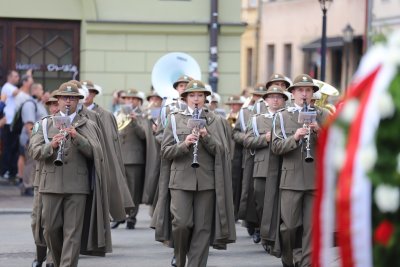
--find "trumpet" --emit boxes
[54,106,70,166]
[226,111,238,128]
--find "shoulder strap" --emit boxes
[42,117,50,144]
[252,116,260,137]
[239,109,246,132]
[170,114,180,143]
[273,112,287,140]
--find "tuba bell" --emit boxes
[312,79,339,113]
[151,52,202,99]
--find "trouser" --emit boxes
[0,124,19,176]
[23,148,35,189]
[41,193,87,267]
[253,177,266,224]
[170,189,215,267]
[280,189,314,267]
[31,188,52,264]
[125,164,144,224]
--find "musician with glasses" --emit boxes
[243,85,287,253]
[28,82,111,267]
[156,80,235,267]
[271,74,329,267]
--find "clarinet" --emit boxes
[54,105,70,166]
[302,99,314,163]
[191,104,200,168]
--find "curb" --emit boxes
[0,208,32,215]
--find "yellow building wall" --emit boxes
[0,0,244,108]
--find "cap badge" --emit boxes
[66,86,72,92]
[302,76,308,81]
[193,82,198,88]
[275,75,279,78]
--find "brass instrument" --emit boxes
[226,112,239,128]
[299,99,316,163]
[54,106,70,166]
[313,79,339,113]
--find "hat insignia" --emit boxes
[193,82,198,88]
[66,86,72,92]
[302,76,308,81]
[275,75,279,78]
[273,88,277,91]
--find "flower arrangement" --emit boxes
[312,30,400,267]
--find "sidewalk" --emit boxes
[0,182,33,214]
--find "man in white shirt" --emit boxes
[0,70,20,179]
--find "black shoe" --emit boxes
[46,264,54,267]
[126,221,135,229]
[23,187,34,197]
[111,220,125,229]
[252,229,261,244]
[247,226,255,236]
[171,255,177,267]
[32,260,42,267]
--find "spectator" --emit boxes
[0,70,20,180]
[20,83,48,195]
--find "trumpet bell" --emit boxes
[151,52,202,99]
[116,113,131,131]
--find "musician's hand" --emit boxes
[64,127,77,139]
[294,128,308,141]
[199,127,208,138]
[265,131,271,142]
[152,123,157,133]
[185,134,198,147]
[309,122,320,133]
[51,133,65,149]
[129,113,137,120]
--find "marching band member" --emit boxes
[271,74,329,267]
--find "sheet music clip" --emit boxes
[298,111,317,124]
[52,116,71,130]
[187,118,206,129]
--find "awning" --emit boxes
[302,36,344,51]
[302,35,363,51]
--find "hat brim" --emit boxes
[225,101,244,105]
[181,89,211,98]
[173,81,189,89]
[88,88,100,94]
[266,80,290,89]
[263,92,289,101]
[252,91,267,96]
[55,92,84,99]
[287,83,319,93]
[147,95,162,101]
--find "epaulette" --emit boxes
[286,106,297,113]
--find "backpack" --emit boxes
[11,99,37,133]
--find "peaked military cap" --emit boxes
[265,73,291,89]
[81,80,99,94]
[264,85,289,101]
[181,80,211,97]
[287,74,319,93]
[54,82,84,99]
[173,75,194,89]
[124,89,145,101]
[252,83,268,96]
[225,95,245,105]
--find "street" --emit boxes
[0,184,283,267]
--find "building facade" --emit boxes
[0,0,244,107]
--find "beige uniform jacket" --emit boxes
[119,109,146,165]
[29,112,93,194]
[161,109,219,191]
[271,106,329,190]
[244,112,280,179]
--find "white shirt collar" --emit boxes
[60,110,77,123]
[87,103,95,110]
[187,106,202,116]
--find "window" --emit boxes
[246,48,253,86]
[267,44,275,77]
[283,43,292,78]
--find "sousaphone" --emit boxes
[151,52,202,99]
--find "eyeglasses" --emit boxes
[59,96,78,101]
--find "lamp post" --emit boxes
[319,0,333,82]
[343,24,354,91]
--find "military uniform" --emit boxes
[271,75,329,267]
[28,83,97,267]
[159,80,235,267]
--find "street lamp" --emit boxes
[319,0,333,82]
[343,24,354,91]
